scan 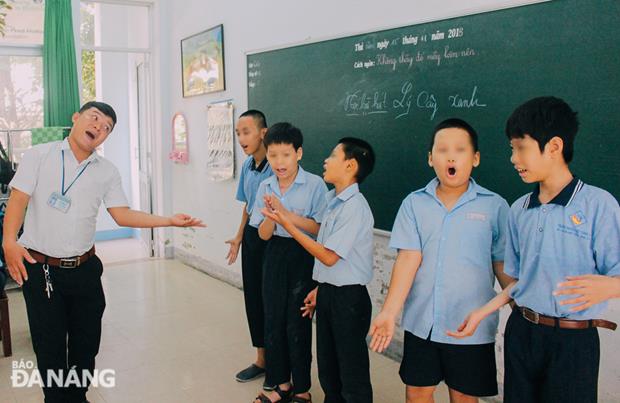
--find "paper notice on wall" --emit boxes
[206,103,234,181]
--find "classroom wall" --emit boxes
[160,1,620,400]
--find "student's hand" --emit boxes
[554,274,620,312]
[446,308,486,338]
[169,213,206,228]
[264,194,289,216]
[368,311,397,353]
[262,207,293,230]
[3,241,36,286]
[224,236,242,265]
[301,287,318,318]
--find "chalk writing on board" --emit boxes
[377,39,389,50]
[402,35,419,45]
[343,82,486,121]
[354,46,477,72]
[431,31,445,41]
[449,86,487,109]
[344,89,389,116]
[393,81,414,119]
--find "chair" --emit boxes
[0,288,11,357]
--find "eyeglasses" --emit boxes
[85,112,113,134]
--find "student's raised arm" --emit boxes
[369,194,423,353]
[369,249,422,353]
[262,207,339,266]
[492,198,513,290]
[225,207,248,265]
[554,195,620,311]
[448,202,520,339]
[446,279,517,339]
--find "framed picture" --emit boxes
[181,24,225,97]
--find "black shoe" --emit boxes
[235,364,266,382]
[263,380,276,391]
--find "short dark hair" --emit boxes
[240,109,267,129]
[264,122,303,150]
[338,137,375,184]
[79,101,117,125]
[505,96,579,163]
[429,118,479,152]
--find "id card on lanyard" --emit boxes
[47,150,91,213]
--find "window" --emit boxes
[0,55,43,130]
[0,0,44,46]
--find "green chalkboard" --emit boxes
[248,0,620,231]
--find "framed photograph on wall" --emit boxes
[181,24,225,97]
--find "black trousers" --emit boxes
[504,308,600,403]
[316,283,373,403]
[22,255,106,403]
[241,224,267,348]
[263,236,315,394]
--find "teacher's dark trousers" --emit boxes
[22,256,106,403]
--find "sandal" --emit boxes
[253,385,293,403]
[290,393,312,403]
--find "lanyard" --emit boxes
[61,150,91,196]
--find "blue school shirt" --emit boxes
[505,178,620,320]
[236,156,273,215]
[389,178,509,344]
[249,165,328,238]
[313,183,374,286]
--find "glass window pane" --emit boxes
[0,0,44,45]
[80,3,149,49]
[0,55,43,130]
[81,50,96,103]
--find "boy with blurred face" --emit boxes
[264,137,376,403]
[250,122,327,403]
[369,119,511,403]
[227,110,274,387]
[3,101,204,403]
[450,97,620,403]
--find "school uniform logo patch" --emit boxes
[466,212,487,221]
[570,211,586,226]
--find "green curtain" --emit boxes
[43,0,80,127]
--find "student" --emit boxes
[369,118,511,403]
[2,101,204,403]
[447,97,620,403]
[226,110,274,387]
[250,122,327,403]
[263,137,376,403]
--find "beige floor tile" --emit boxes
[1,239,454,403]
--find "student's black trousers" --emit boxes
[262,236,315,394]
[504,308,600,403]
[241,224,267,348]
[22,256,106,403]
[316,283,373,403]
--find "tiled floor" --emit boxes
[0,239,449,403]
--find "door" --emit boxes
[136,60,154,257]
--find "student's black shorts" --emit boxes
[399,331,498,397]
